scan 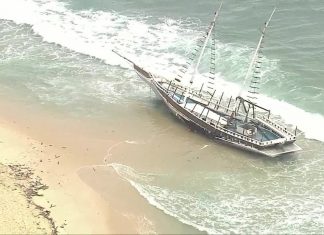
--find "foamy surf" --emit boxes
[0,0,323,142]
[109,162,324,234]
[109,163,216,234]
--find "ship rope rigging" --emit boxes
[240,8,276,102]
[172,2,223,89]
[111,5,302,157]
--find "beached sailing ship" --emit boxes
[113,5,301,157]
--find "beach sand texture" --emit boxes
[0,114,112,234]
[0,163,52,234]
[0,99,201,234]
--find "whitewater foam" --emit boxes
[109,162,324,234]
[0,0,323,141]
[109,163,216,234]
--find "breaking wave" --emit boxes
[109,163,324,234]
[0,0,324,141]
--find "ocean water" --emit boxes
[1,0,324,233]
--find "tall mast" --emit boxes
[239,8,276,96]
[190,2,223,85]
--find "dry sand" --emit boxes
[0,111,111,234]
[0,163,53,234]
[0,123,54,233]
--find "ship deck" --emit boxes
[259,143,302,157]
[131,66,301,157]
[171,90,285,144]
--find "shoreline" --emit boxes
[0,97,205,234]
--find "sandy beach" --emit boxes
[0,163,53,234]
[1,0,324,233]
[0,96,203,234]
[0,100,112,234]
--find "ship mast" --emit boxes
[239,8,276,97]
[189,2,223,85]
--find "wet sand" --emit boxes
[1,91,308,234]
[0,96,206,234]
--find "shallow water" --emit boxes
[1,0,324,233]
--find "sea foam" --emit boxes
[0,0,323,142]
[109,162,324,234]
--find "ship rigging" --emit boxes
[113,4,301,157]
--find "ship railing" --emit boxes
[164,82,292,146]
[190,110,287,147]
[214,122,286,146]
[258,116,296,139]
[164,82,236,114]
